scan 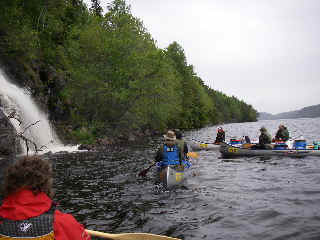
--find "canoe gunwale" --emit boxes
[188,140,221,151]
[219,142,320,158]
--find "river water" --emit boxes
[52,117,320,240]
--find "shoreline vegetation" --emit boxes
[0,0,258,146]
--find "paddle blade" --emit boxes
[138,168,149,177]
[86,229,181,240]
[187,152,199,158]
[138,162,156,177]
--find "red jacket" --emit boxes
[0,189,91,240]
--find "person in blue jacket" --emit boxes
[155,130,187,168]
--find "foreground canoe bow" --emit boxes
[85,229,181,240]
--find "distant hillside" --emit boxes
[258,112,274,120]
[258,104,320,120]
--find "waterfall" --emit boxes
[0,69,77,154]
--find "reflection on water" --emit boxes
[52,118,320,239]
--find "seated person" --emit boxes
[244,136,251,143]
[251,127,272,149]
[214,127,225,144]
[155,130,184,168]
[274,124,289,142]
[0,155,91,240]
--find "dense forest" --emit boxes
[0,0,258,143]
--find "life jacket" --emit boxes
[161,144,181,166]
[0,204,55,240]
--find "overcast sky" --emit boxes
[84,0,320,114]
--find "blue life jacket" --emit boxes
[162,144,181,166]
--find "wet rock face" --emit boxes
[0,109,19,157]
[0,109,19,202]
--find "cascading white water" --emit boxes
[0,69,78,154]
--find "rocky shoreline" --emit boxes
[77,128,160,151]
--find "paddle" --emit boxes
[138,162,157,177]
[187,151,199,158]
[85,229,181,240]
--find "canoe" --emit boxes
[155,164,187,188]
[188,139,221,151]
[219,142,320,158]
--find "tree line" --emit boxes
[0,0,258,143]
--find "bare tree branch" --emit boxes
[8,111,22,126]
[20,120,41,135]
[6,116,48,156]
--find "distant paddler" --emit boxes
[214,127,225,144]
[250,126,273,149]
[273,124,290,142]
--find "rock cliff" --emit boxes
[0,109,20,200]
[0,109,19,157]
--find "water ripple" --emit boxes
[51,118,320,239]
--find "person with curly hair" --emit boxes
[0,155,91,240]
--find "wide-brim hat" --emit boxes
[163,130,176,141]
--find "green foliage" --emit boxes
[71,127,96,144]
[0,0,258,142]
